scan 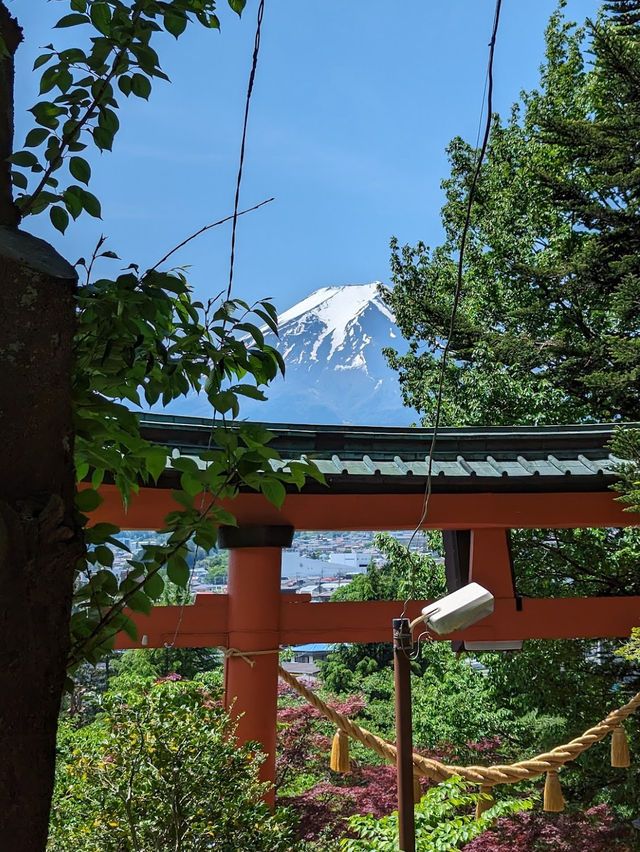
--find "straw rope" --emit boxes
[278,665,640,787]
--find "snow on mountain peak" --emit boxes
[278,282,394,361]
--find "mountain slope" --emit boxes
[248,283,414,425]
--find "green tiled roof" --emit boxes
[138,413,635,494]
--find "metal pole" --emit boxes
[393,618,415,852]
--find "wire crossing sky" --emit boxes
[15,1,600,312]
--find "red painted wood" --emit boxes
[279,597,640,643]
[114,592,640,649]
[469,529,515,598]
[91,485,632,532]
[225,547,282,805]
[114,592,228,649]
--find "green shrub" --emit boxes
[49,675,295,851]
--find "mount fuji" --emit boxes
[171,283,417,426]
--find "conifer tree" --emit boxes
[384,3,640,425]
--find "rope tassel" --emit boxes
[475,785,495,819]
[611,725,631,768]
[543,770,564,812]
[330,729,350,773]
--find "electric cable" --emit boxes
[166,0,268,650]
[227,0,265,301]
[400,0,503,626]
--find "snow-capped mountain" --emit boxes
[171,283,417,426]
[241,282,419,426]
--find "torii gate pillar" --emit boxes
[219,525,294,804]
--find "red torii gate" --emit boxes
[92,415,640,794]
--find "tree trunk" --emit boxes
[0,227,80,850]
[0,8,81,848]
[0,3,21,228]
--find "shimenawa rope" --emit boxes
[277,664,640,788]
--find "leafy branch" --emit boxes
[11,0,321,679]
[70,260,324,669]
[11,0,244,231]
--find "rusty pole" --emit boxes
[393,617,415,852]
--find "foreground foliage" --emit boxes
[49,676,296,851]
[340,778,530,852]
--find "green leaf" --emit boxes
[60,47,86,64]
[98,108,119,134]
[208,389,235,413]
[54,13,90,28]
[167,556,190,587]
[143,446,168,482]
[118,76,132,96]
[79,189,101,218]
[89,2,112,35]
[131,73,152,100]
[11,171,28,190]
[33,53,54,70]
[93,545,114,568]
[76,461,90,481]
[119,615,138,642]
[50,205,69,233]
[40,68,59,98]
[57,68,73,94]
[76,488,103,512]
[193,522,218,551]
[180,473,202,497]
[30,101,65,130]
[260,478,286,509]
[130,43,161,76]
[69,156,91,185]
[143,572,165,599]
[254,307,279,335]
[92,126,114,151]
[63,187,83,219]
[233,384,266,401]
[8,151,38,168]
[127,591,152,616]
[91,467,105,489]
[171,456,200,475]
[171,490,194,510]
[228,0,246,16]
[87,522,121,540]
[24,128,49,148]
[164,10,188,38]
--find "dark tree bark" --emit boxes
[0,229,81,851]
[0,4,21,227]
[0,7,82,850]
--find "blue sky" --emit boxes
[14,1,600,313]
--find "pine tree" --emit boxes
[384,4,640,425]
[602,0,640,28]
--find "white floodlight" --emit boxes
[417,582,494,635]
